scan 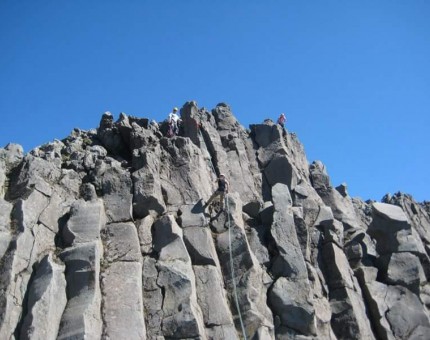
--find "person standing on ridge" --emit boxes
[168,107,181,136]
[277,113,287,136]
[204,174,229,210]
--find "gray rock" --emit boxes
[137,215,154,255]
[153,215,189,262]
[156,260,206,339]
[270,183,307,279]
[102,261,146,340]
[246,221,271,266]
[58,241,103,340]
[336,183,348,197]
[39,186,76,233]
[250,122,282,148]
[362,281,430,340]
[142,256,164,339]
[292,207,311,261]
[322,242,355,290]
[179,203,206,228]
[313,206,334,227]
[0,199,12,258]
[269,277,316,336]
[215,194,274,339]
[194,265,236,332]
[80,182,97,201]
[0,143,24,168]
[100,162,133,222]
[183,227,218,266]
[0,143,24,197]
[322,242,375,339]
[20,254,67,340]
[384,192,430,247]
[153,215,206,339]
[369,202,412,254]
[62,199,106,246]
[97,112,130,156]
[264,156,298,191]
[102,222,142,263]
[243,200,262,219]
[378,252,426,295]
[132,167,166,218]
[8,154,61,200]
[309,161,331,191]
[4,103,430,340]
[329,286,376,340]
[373,202,410,223]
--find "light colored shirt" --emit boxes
[169,112,180,123]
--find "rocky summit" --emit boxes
[0,101,429,340]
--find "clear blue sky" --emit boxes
[1,1,429,202]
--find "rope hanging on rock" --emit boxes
[226,195,247,340]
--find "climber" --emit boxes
[277,113,287,136]
[168,107,181,136]
[204,174,229,209]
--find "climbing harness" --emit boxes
[226,195,247,340]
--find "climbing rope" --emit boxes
[226,195,247,340]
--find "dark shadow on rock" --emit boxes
[191,199,204,214]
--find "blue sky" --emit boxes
[1,1,429,202]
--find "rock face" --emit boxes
[0,102,429,339]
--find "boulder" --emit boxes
[369,202,412,254]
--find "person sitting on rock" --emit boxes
[277,113,287,136]
[204,174,229,210]
[168,107,181,136]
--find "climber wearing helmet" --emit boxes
[277,113,287,136]
[168,107,181,136]
[204,174,229,210]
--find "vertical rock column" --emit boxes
[20,254,67,340]
[0,190,52,339]
[153,215,207,339]
[57,199,106,339]
[268,183,317,338]
[180,203,238,339]
[215,194,274,339]
[101,222,146,339]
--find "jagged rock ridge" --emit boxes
[0,101,429,339]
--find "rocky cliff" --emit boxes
[0,101,429,340]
